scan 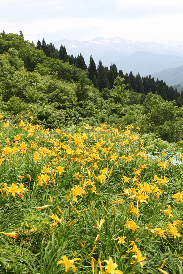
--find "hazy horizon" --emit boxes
[51,36,183,48]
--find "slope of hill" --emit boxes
[1,32,183,144]
[115,52,183,76]
[53,37,183,57]
[152,65,183,87]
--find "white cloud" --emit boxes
[1,16,103,41]
[0,0,65,12]
[0,0,24,3]
[99,13,183,43]
[2,11,183,44]
[26,17,102,34]
[1,0,183,44]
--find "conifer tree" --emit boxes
[128,71,136,91]
[118,70,124,78]
[75,53,87,70]
[108,64,118,89]
[92,75,98,88]
[143,76,152,94]
[41,38,47,51]
[40,38,51,57]
[135,73,144,94]
[69,55,76,65]
[97,60,109,92]
[36,40,42,50]
[59,45,68,62]
[19,30,24,38]
[88,55,97,82]
[47,43,59,59]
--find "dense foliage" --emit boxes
[0,31,183,144]
[36,37,183,104]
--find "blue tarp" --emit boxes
[147,152,182,166]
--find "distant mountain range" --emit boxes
[53,37,183,86]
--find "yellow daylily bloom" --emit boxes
[158,161,168,170]
[132,249,146,268]
[121,176,131,183]
[0,231,19,239]
[56,166,65,175]
[128,202,139,216]
[154,228,166,238]
[19,120,25,127]
[167,223,180,238]
[172,191,183,203]
[118,236,126,244]
[57,256,80,272]
[70,185,86,202]
[50,213,63,224]
[73,172,80,180]
[159,176,169,186]
[89,246,96,256]
[162,205,173,217]
[9,183,19,198]
[97,174,107,183]
[96,218,105,230]
[124,220,139,231]
[104,257,123,273]
[100,167,108,175]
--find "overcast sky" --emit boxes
[1,0,183,45]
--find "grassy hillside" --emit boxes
[1,31,183,273]
[0,117,183,273]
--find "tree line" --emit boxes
[0,31,183,143]
[36,38,183,106]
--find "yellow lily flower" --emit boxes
[104,257,123,273]
[57,256,80,272]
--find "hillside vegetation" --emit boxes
[0,32,183,274]
[0,117,183,273]
[0,31,183,143]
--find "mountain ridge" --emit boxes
[53,37,183,83]
[53,37,183,56]
[152,65,183,87]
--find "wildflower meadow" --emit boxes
[0,115,183,273]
